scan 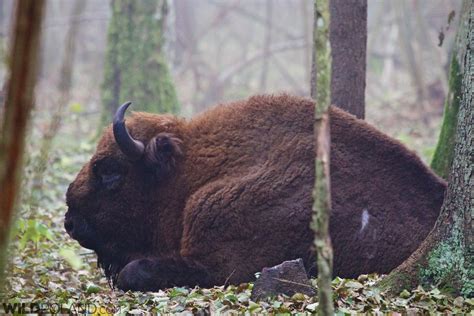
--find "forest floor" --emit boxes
[1,108,473,315]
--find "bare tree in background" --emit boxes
[382,0,473,297]
[329,0,367,119]
[32,0,86,192]
[311,0,334,314]
[173,0,197,68]
[0,0,45,286]
[259,0,273,91]
[395,1,427,111]
[0,1,6,64]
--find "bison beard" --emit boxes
[97,255,123,286]
[65,94,446,291]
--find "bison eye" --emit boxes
[92,158,126,191]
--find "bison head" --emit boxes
[65,102,183,282]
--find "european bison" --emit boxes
[65,94,446,291]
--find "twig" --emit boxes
[223,269,236,288]
[271,277,314,289]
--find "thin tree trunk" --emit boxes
[301,0,311,90]
[396,1,427,109]
[32,0,85,192]
[0,0,45,287]
[381,1,473,297]
[0,0,6,67]
[311,0,333,314]
[380,7,398,89]
[329,0,367,119]
[259,0,273,91]
[413,0,448,91]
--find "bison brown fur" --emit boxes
[65,94,446,291]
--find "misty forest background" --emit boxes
[0,0,472,314]
[0,0,460,157]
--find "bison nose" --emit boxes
[64,213,98,250]
[64,218,74,233]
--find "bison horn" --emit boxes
[113,102,145,160]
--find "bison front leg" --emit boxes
[116,257,211,291]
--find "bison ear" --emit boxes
[144,133,183,179]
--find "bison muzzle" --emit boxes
[65,94,446,291]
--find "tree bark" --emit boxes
[311,0,334,314]
[381,1,473,297]
[431,6,467,180]
[329,0,367,119]
[101,0,179,125]
[0,0,45,287]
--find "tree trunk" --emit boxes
[329,0,367,119]
[259,0,273,91]
[173,0,196,68]
[310,0,334,314]
[431,6,467,179]
[430,55,462,180]
[33,0,85,192]
[381,1,473,297]
[395,1,427,109]
[0,0,45,287]
[101,0,179,126]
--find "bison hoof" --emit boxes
[116,258,162,291]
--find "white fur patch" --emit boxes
[360,209,370,232]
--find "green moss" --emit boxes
[430,56,462,179]
[313,0,331,112]
[377,270,413,295]
[101,0,179,126]
[419,228,473,297]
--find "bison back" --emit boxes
[181,95,445,282]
